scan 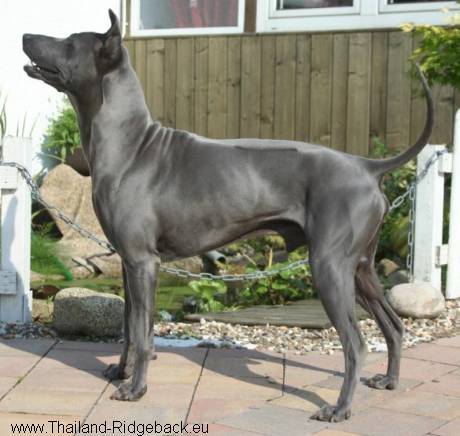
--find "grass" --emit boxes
[31,232,73,280]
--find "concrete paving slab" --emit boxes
[430,417,460,436]
[434,336,460,348]
[0,377,18,399]
[216,403,328,436]
[0,356,41,378]
[364,357,457,382]
[378,390,460,420]
[0,339,55,357]
[403,343,460,366]
[414,373,460,398]
[0,412,81,436]
[333,407,446,436]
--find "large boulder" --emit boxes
[53,288,124,337]
[386,282,445,319]
[40,164,204,278]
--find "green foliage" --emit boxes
[188,279,227,312]
[188,248,314,312]
[41,104,80,170]
[239,249,314,306]
[402,5,460,89]
[371,137,416,261]
[31,230,73,280]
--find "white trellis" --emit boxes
[0,136,32,322]
[413,109,460,299]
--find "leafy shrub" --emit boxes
[402,4,460,90]
[40,104,80,170]
[238,249,314,306]
[188,279,227,312]
[372,137,416,262]
[187,248,314,312]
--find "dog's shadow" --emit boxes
[0,338,366,411]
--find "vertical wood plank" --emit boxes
[294,34,310,142]
[146,39,165,122]
[370,32,389,147]
[410,33,427,147]
[124,40,136,65]
[310,34,333,147]
[346,33,371,156]
[260,36,275,139]
[134,40,147,94]
[164,39,177,128]
[386,31,412,150]
[0,137,32,322]
[330,33,349,151]
[227,37,242,138]
[194,38,209,136]
[274,35,296,140]
[176,38,195,131]
[208,37,228,139]
[431,85,455,146]
[241,36,261,138]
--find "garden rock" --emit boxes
[53,288,124,337]
[386,282,445,319]
[378,258,399,277]
[386,269,410,288]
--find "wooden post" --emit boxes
[0,136,32,322]
[447,110,460,299]
[413,144,446,291]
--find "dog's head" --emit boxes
[23,9,122,95]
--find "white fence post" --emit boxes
[446,110,460,299]
[413,144,446,291]
[0,136,32,322]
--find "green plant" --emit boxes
[402,4,460,89]
[40,104,80,170]
[31,230,73,280]
[371,137,416,261]
[188,279,227,312]
[239,249,314,306]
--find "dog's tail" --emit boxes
[367,63,434,177]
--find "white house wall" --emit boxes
[0,0,121,172]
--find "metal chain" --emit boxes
[0,148,447,282]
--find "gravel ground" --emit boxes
[1,300,459,355]
[153,300,460,355]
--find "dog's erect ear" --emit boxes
[100,9,122,68]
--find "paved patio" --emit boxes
[0,336,459,436]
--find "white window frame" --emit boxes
[256,0,459,33]
[380,0,458,14]
[130,0,246,37]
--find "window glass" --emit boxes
[276,0,353,9]
[139,0,240,30]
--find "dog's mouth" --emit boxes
[24,59,60,80]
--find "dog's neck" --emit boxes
[68,47,153,176]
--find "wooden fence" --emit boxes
[125,30,459,156]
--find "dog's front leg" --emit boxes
[104,264,135,380]
[111,257,159,401]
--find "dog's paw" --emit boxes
[366,374,398,390]
[311,405,351,423]
[103,364,132,381]
[110,382,147,401]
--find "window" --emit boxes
[130,0,245,37]
[257,0,459,32]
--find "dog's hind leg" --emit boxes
[111,256,159,401]
[104,264,136,380]
[356,253,404,390]
[309,252,367,422]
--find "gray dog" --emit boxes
[23,10,433,422]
